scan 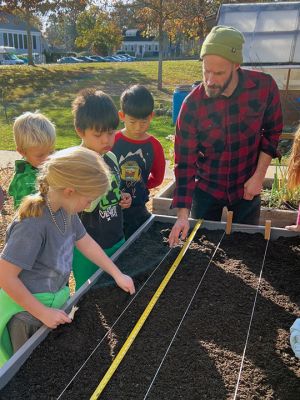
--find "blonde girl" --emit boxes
[0,147,135,366]
[285,126,300,231]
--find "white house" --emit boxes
[0,13,43,57]
[120,29,159,58]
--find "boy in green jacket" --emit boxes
[8,111,56,208]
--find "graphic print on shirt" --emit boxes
[120,160,142,182]
[98,157,121,221]
[118,149,147,200]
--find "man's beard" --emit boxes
[204,70,233,98]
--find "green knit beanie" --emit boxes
[200,25,245,64]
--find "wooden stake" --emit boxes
[226,211,233,235]
[265,220,271,240]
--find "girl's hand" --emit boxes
[285,224,300,232]
[119,192,132,209]
[40,307,72,329]
[115,273,135,294]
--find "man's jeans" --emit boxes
[191,187,261,225]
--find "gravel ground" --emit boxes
[0,166,14,252]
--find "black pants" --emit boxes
[8,312,42,353]
[191,187,261,225]
[123,205,151,239]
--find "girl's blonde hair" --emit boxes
[18,147,110,220]
[13,111,56,151]
[287,126,300,189]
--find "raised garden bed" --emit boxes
[0,218,299,399]
[152,181,298,228]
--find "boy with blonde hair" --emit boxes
[8,111,56,208]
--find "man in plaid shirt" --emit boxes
[169,26,283,246]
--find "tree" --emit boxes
[0,1,58,65]
[75,6,123,55]
[44,14,66,50]
[172,0,221,40]
[110,0,140,30]
[1,1,89,64]
[108,0,223,89]
[122,0,183,90]
[54,0,90,52]
[45,13,86,53]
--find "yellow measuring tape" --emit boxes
[90,219,203,399]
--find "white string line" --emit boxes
[143,232,225,400]
[233,238,270,400]
[56,247,173,400]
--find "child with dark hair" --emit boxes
[71,88,132,290]
[112,84,165,238]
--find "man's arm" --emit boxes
[169,90,199,245]
[244,152,272,200]
[260,75,283,157]
[244,75,283,201]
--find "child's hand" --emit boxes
[119,192,132,209]
[285,224,300,232]
[40,307,72,329]
[115,273,135,294]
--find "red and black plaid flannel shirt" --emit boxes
[172,68,283,209]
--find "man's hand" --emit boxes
[169,209,190,247]
[243,174,263,201]
[244,152,271,200]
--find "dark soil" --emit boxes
[1,222,300,400]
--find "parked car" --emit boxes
[57,56,82,64]
[116,51,137,61]
[0,46,25,65]
[76,56,94,63]
[124,54,137,61]
[88,55,107,62]
[104,55,125,62]
[0,53,24,65]
[114,54,134,62]
[18,53,43,64]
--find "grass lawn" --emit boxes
[0,60,201,158]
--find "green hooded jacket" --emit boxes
[8,160,39,209]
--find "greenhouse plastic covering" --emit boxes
[218,2,300,65]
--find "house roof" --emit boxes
[123,29,156,42]
[218,1,300,65]
[0,12,40,33]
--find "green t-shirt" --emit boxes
[8,160,39,209]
